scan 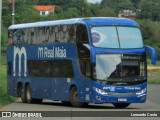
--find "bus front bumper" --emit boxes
[91,87,147,104]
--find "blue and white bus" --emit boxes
[7,17,156,108]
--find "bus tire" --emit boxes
[34,99,43,104]
[112,103,130,108]
[21,87,27,103]
[61,101,70,106]
[26,84,34,103]
[69,87,87,107]
[26,84,43,104]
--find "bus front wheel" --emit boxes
[112,103,130,108]
[69,87,87,107]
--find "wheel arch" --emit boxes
[17,81,31,94]
[17,82,22,97]
[25,82,30,87]
[69,84,77,91]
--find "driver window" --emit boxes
[76,24,89,44]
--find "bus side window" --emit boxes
[68,25,76,43]
[18,30,24,45]
[52,60,74,78]
[8,31,13,45]
[28,60,74,78]
[30,31,34,44]
[13,30,17,45]
[76,24,89,44]
[21,30,24,45]
[23,29,28,44]
[17,31,21,45]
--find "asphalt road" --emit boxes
[0,84,160,120]
[147,84,160,105]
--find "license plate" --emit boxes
[118,98,127,102]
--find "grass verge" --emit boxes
[148,69,160,84]
[0,56,17,108]
[147,59,160,84]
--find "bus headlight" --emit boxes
[93,87,108,95]
[136,88,146,95]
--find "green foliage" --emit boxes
[137,0,160,21]
[136,19,160,60]
[1,25,7,47]
[15,4,41,24]
[152,45,160,60]
[0,58,17,107]
[2,0,12,27]
[98,7,116,17]
[2,1,42,26]
[56,7,81,19]
[101,0,134,13]
[131,0,142,8]
[148,69,160,84]
[87,3,100,17]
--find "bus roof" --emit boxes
[8,17,139,30]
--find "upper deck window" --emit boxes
[8,25,77,45]
[91,26,144,49]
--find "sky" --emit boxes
[87,0,102,3]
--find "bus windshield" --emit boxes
[91,26,144,49]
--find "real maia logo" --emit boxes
[38,46,66,58]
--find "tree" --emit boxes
[64,7,81,18]
[2,0,42,26]
[137,0,160,21]
[137,19,160,60]
[15,4,41,24]
[53,0,89,18]
[100,0,134,14]
[130,0,142,8]
[98,7,116,17]
[2,0,12,26]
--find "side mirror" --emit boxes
[145,45,156,64]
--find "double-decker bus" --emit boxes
[7,17,156,108]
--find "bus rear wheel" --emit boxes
[69,87,88,107]
[20,87,27,103]
[25,84,42,104]
[26,84,34,103]
[112,103,130,108]
[61,101,70,106]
